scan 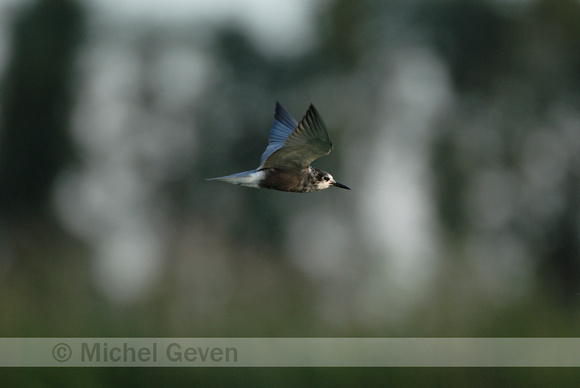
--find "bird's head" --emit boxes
[309,167,350,191]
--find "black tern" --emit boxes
[207,102,350,193]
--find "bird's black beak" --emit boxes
[332,181,351,190]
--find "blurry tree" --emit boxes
[0,0,89,339]
[427,0,580,307]
[0,0,84,221]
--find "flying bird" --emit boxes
[207,102,350,193]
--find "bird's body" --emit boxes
[207,102,350,193]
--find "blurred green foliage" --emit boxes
[1,0,580,385]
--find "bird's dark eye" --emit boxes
[324,176,330,181]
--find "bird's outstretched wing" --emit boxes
[259,103,333,170]
[259,102,298,167]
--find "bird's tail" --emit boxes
[206,170,265,188]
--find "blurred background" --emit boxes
[1,0,580,385]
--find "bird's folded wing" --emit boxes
[260,104,333,170]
